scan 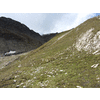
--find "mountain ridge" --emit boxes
[0,16,57,56]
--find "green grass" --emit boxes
[0,17,100,88]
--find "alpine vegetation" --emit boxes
[0,16,100,88]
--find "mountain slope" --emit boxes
[0,16,100,88]
[0,17,45,56]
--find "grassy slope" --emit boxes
[0,17,100,88]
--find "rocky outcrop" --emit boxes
[75,16,100,55]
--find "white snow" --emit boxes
[9,51,16,54]
[5,51,16,55]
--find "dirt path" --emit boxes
[52,30,72,45]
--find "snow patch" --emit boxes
[5,51,16,55]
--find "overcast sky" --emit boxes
[0,13,99,35]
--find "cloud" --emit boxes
[28,13,96,34]
[51,13,96,33]
[0,13,96,35]
[32,13,65,34]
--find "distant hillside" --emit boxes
[0,17,53,56]
[42,33,58,42]
[1,16,100,88]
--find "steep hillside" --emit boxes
[1,16,100,88]
[0,17,45,56]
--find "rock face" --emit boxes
[0,17,45,56]
[75,16,100,55]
